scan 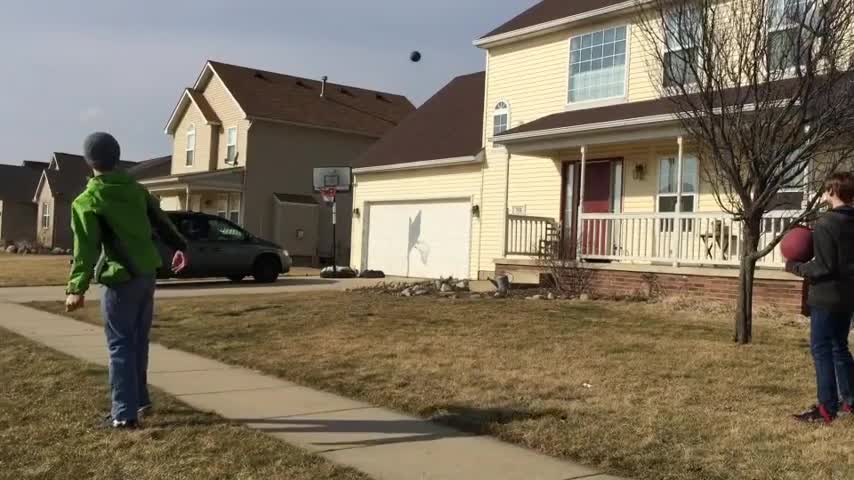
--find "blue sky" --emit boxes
[0,0,536,164]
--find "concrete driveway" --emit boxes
[0,277,392,304]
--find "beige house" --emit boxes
[351,0,809,311]
[33,154,136,249]
[0,162,44,244]
[144,60,414,264]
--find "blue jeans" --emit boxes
[101,275,156,422]
[810,307,854,414]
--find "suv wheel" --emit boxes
[252,256,281,283]
[227,275,244,283]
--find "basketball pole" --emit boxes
[332,199,337,274]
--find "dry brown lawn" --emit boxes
[33,293,854,480]
[0,327,370,480]
[0,254,70,287]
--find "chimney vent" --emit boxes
[320,76,328,97]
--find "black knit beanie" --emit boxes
[83,132,121,172]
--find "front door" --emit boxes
[561,159,621,259]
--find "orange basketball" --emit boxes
[781,226,814,262]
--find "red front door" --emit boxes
[582,162,612,256]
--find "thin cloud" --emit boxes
[79,106,104,123]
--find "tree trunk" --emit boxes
[734,219,762,344]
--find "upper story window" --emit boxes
[493,102,510,136]
[658,155,699,213]
[41,203,50,228]
[186,125,196,167]
[226,127,238,165]
[663,9,701,88]
[767,0,817,72]
[569,26,628,104]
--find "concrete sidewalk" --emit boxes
[0,302,626,480]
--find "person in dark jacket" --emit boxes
[787,172,854,424]
[65,132,189,429]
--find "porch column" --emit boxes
[576,145,587,261]
[225,193,231,220]
[674,136,684,267]
[185,185,191,211]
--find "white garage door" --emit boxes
[365,200,471,279]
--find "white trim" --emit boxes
[474,0,645,49]
[32,171,48,203]
[353,152,484,174]
[185,124,196,167]
[567,24,631,106]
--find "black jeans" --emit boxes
[810,307,854,414]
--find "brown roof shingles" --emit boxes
[45,154,136,198]
[352,72,485,169]
[186,90,221,125]
[208,61,415,138]
[481,0,627,40]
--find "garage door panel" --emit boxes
[366,200,470,279]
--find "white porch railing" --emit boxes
[579,212,802,267]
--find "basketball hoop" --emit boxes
[320,187,337,205]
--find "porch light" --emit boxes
[633,163,647,180]
[471,205,481,217]
[353,207,361,218]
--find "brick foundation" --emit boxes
[496,262,805,314]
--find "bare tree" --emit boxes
[635,0,854,343]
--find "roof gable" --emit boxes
[353,72,485,169]
[42,153,136,198]
[165,88,223,135]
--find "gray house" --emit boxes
[0,162,45,244]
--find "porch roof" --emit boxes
[494,98,678,144]
[139,167,245,192]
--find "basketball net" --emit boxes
[320,187,337,205]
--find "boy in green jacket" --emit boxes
[65,132,188,429]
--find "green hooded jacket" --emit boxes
[66,171,186,295]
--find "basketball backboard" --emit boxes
[313,167,352,193]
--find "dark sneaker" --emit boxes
[138,404,153,417]
[99,414,140,430]
[793,405,836,424]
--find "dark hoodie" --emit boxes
[793,205,854,312]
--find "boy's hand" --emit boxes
[171,251,187,273]
[65,294,85,312]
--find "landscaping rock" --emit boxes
[52,247,65,255]
[439,283,453,293]
[547,292,556,300]
[579,293,591,301]
[527,295,544,301]
[400,288,413,297]
[455,280,469,291]
[5,245,17,254]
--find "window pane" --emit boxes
[227,145,237,164]
[568,26,627,103]
[227,128,237,145]
[659,195,678,212]
[664,49,699,88]
[682,156,699,193]
[229,211,240,224]
[208,219,245,242]
[659,158,676,193]
[185,150,194,166]
[493,114,508,135]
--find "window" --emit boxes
[767,0,817,72]
[41,203,50,229]
[226,127,238,165]
[569,26,628,103]
[215,193,241,224]
[493,102,510,136]
[228,193,241,224]
[658,156,698,231]
[771,150,808,210]
[663,9,701,88]
[207,218,246,242]
[185,125,196,167]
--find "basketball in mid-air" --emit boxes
[410,51,422,62]
[781,225,814,262]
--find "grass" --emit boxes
[0,254,70,287]
[0,254,316,288]
[0,327,370,480]
[33,292,854,480]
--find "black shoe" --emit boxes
[793,405,836,424]
[99,414,140,430]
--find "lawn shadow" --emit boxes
[232,415,471,452]
[156,278,336,290]
[424,405,566,435]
